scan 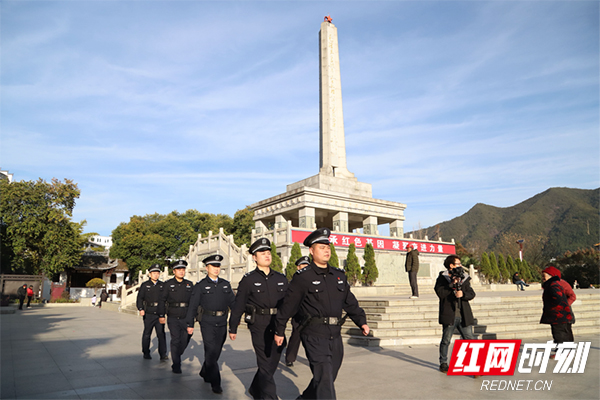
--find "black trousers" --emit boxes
[167,317,192,367]
[142,314,167,357]
[408,270,419,297]
[301,334,344,400]
[18,296,25,310]
[26,296,33,307]
[551,323,574,345]
[248,321,285,400]
[199,324,227,388]
[285,320,301,364]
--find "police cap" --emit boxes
[203,254,223,267]
[249,238,271,255]
[172,260,188,269]
[148,264,161,273]
[295,256,310,267]
[303,227,331,247]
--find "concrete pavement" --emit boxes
[1,304,599,400]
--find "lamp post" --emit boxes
[516,239,524,262]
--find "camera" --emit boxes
[450,266,466,290]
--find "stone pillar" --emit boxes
[254,220,267,235]
[390,220,404,238]
[332,212,349,232]
[275,215,287,229]
[363,216,378,235]
[299,207,315,229]
[318,21,354,179]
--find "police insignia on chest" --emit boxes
[254,282,262,286]
[312,281,321,285]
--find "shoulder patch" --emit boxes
[296,266,309,274]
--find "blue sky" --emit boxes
[2,1,598,237]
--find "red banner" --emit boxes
[291,229,455,254]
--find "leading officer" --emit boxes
[274,228,370,400]
[186,254,235,394]
[160,260,194,374]
[229,238,288,400]
[136,264,168,360]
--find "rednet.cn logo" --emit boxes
[448,340,591,392]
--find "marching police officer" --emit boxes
[136,264,168,360]
[274,228,370,400]
[186,254,235,394]
[229,238,288,400]
[285,256,310,367]
[160,260,193,374]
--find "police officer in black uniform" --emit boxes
[285,255,310,367]
[136,264,168,360]
[274,228,370,400]
[186,254,235,394]
[160,260,194,374]
[229,238,288,400]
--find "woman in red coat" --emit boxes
[541,266,576,351]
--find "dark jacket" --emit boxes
[160,278,194,319]
[434,269,476,326]
[229,268,288,334]
[17,286,27,298]
[100,290,109,302]
[275,263,367,339]
[186,276,235,328]
[405,249,420,272]
[136,279,166,317]
[541,275,576,325]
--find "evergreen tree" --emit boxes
[329,243,340,269]
[345,244,362,286]
[497,254,509,283]
[520,259,533,282]
[506,256,517,277]
[362,243,378,286]
[270,242,283,272]
[489,252,500,283]
[480,252,492,283]
[285,242,303,281]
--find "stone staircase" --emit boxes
[343,291,600,347]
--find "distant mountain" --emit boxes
[418,187,599,261]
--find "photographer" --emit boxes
[435,255,476,374]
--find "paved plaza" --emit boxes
[1,304,599,400]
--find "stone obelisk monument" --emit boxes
[319,20,354,179]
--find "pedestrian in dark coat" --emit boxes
[274,228,369,400]
[229,238,288,400]
[17,284,27,310]
[186,254,235,395]
[541,266,576,347]
[405,245,420,298]
[435,255,476,373]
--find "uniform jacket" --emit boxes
[186,276,235,328]
[229,268,288,334]
[275,262,367,339]
[434,270,476,326]
[136,279,165,317]
[405,249,420,273]
[160,277,194,319]
[541,275,576,325]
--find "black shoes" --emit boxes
[212,386,223,394]
[143,353,152,360]
[286,361,294,367]
[172,364,182,374]
[160,355,169,361]
[439,363,449,373]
